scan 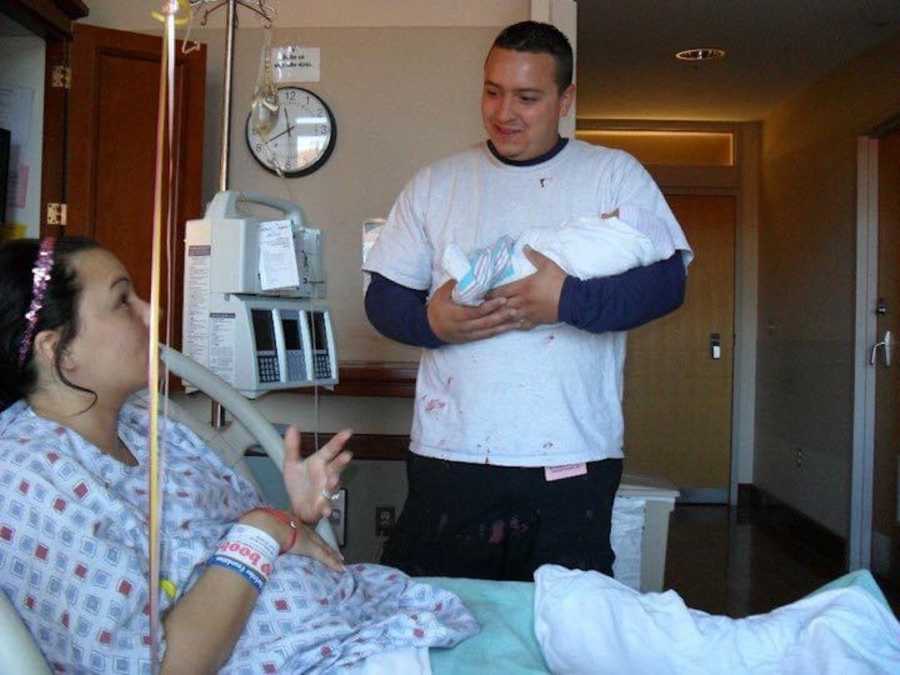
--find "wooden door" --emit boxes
[65,24,206,350]
[623,194,736,493]
[874,129,900,581]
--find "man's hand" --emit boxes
[283,427,352,523]
[427,279,520,343]
[487,247,567,329]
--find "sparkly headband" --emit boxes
[17,237,57,367]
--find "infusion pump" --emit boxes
[182,191,338,397]
[204,294,337,396]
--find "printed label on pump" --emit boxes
[184,245,211,366]
[208,312,236,385]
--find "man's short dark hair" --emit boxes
[492,21,573,93]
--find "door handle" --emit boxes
[710,333,721,360]
[870,330,893,367]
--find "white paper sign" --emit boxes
[272,46,321,83]
[259,219,301,290]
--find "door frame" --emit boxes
[851,136,878,570]
[852,117,900,571]
[660,185,740,504]
[575,119,759,505]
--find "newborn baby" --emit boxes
[443,206,667,306]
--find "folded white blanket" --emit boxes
[534,565,900,675]
[443,214,660,306]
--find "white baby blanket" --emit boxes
[534,564,900,675]
[443,214,660,306]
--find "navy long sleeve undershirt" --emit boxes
[558,252,686,332]
[364,274,446,349]
[364,252,686,348]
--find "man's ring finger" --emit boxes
[321,489,340,501]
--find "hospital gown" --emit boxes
[0,398,478,674]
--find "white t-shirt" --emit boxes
[364,140,691,467]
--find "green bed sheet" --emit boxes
[421,577,549,674]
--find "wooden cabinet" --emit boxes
[0,1,88,236]
[2,5,207,357]
[63,24,206,352]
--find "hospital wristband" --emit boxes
[245,507,298,553]
[206,555,266,592]
[214,540,274,582]
[215,523,279,581]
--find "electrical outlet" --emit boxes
[375,506,396,537]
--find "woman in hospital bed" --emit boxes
[0,237,477,674]
[4,236,899,675]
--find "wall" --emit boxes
[200,25,503,362]
[79,0,531,561]
[82,2,528,30]
[0,35,44,237]
[758,31,900,536]
[81,1,529,364]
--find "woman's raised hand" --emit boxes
[282,426,353,523]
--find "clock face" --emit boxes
[245,87,336,177]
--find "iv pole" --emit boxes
[220,0,236,191]
[189,0,275,426]
[189,0,275,192]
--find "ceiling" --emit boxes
[576,0,900,121]
[0,12,34,37]
[2,2,899,120]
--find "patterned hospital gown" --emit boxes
[0,398,478,673]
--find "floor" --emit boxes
[664,505,900,619]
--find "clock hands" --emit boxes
[266,122,295,144]
[284,106,293,140]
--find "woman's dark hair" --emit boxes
[492,21,573,93]
[0,236,101,412]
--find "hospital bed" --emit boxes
[2,348,895,674]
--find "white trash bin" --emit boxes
[611,473,679,592]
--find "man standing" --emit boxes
[363,21,691,580]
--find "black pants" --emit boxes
[381,453,624,581]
